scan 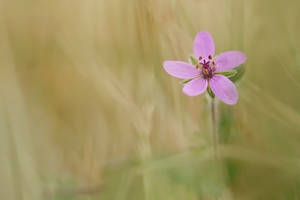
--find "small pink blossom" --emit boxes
[163,31,247,105]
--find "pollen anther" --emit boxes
[208,55,212,59]
[198,56,202,60]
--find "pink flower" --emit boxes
[163,31,247,105]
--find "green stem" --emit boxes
[211,99,221,200]
[211,99,219,161]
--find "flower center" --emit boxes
[198,55,215,79]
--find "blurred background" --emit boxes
[1,0,300,199]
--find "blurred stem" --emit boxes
[4,111,24,200]
[139,133,152,200]
[211,99,221,200]
[211,99,219,161]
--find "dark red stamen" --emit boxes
[199,58,214,79]
[200,59,210,68]
[208,55,212,59]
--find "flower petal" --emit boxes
[209,75,238,105]
[215,51,247,72]
[182,78,208,96]
[193,31,215,60]
[163,61,200,79]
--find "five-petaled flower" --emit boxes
[163,31,247,105]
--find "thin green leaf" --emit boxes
[188,55,201,69]
[180,78,193,85]
[188,55,198,65]
[229,65,246,83]
[215,70,237,78]
[207,85,215,99]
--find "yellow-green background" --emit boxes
[1,0,300,199]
